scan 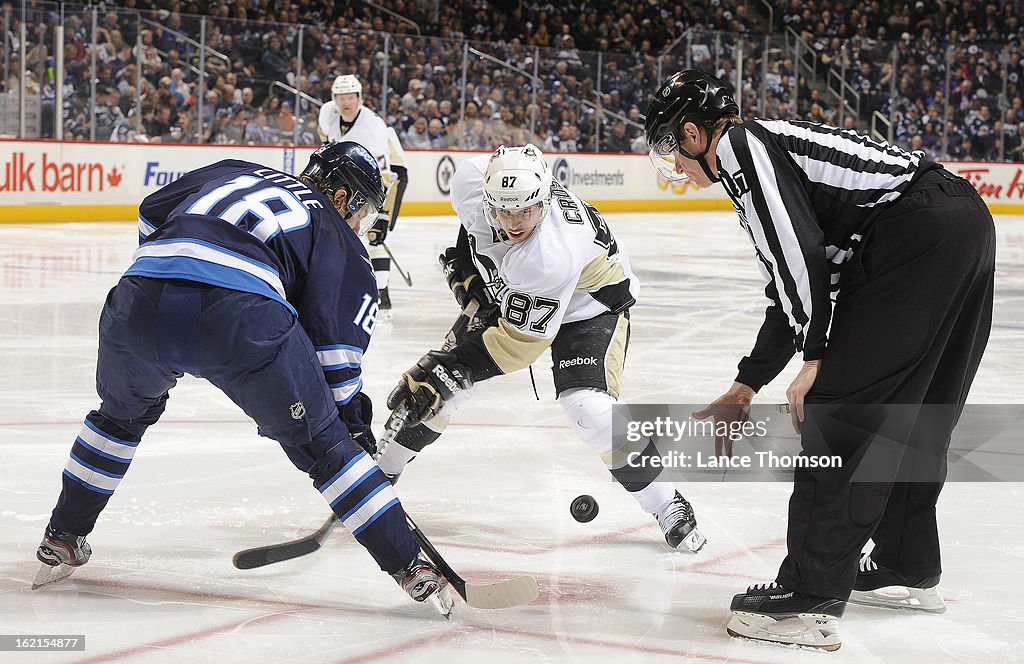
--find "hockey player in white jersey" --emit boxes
[377,144,706,552]
[319,74,409,309]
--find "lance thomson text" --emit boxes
[624,450,844,470]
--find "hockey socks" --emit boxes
[313,446,417,573]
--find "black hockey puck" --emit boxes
[570,494,599,523]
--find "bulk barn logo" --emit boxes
[0,151,124,192]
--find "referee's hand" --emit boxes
[692,382,755,458]
[786,360,821,434]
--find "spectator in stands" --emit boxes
[1008,122,1024,162]
[205,108,232,143]
[94,87,122,140]
[220,106,248,144]
[603,121,633,153]
[276,100,298,136]
[404,116,431,149]
[260,34,291,83]
[245,110,273,145]
[425,117,447,149]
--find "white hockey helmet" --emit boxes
[331,74,362,103]
[481,144,552,233]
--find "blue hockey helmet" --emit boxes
[645,70,738,180]
[301,141,386,235]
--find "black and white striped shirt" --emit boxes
[716,119,935,390]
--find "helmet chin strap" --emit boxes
[679,122,722,183]
[698,153,720,183]
[692,128,722,184]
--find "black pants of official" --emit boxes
[776,168,996,600]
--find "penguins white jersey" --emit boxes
[317,103,392,171]
[449,155,638,373]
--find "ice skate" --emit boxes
[32,524,92,590]
[378,287,392,311]
[727,582,845,651]
[848,555,946,614]
[392,557,454,619]
[654,491,706,553]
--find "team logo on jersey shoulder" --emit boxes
[290,401,306,420]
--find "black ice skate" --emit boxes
[391,557,454,618]
[32,524,92,590]
[378,287,392,310]
[727,582,845,651]
[848,555,946,614]
[654,491,706,553]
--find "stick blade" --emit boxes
[463,575,539,609]
[232,516,339,570]
[233,538,321,569]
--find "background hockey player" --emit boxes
[376,144,706,553]
[318,74,409,310]
[645,70,995,649]
[33,142,453,616]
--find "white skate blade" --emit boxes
[428,586,455,620]
[727,611,842,651]
[849,586,946,614]
[673,527,707,554]
[31,562,76,590]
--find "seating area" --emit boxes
[3,0,1023,160]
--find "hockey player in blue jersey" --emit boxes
[32,142,453,616]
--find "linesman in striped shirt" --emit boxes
[645,70,995,650]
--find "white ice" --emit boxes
[1,213,1022,664]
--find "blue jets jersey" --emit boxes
[129,159,379,408]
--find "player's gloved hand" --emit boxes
[439,246,491,310]
[467,302,500,334]
[341,392,377,456]
[366,215,389,246]
[387,351,472,425]
[350,425,378,457]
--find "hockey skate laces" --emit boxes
[748,581,782,592]
[658,495,694,525]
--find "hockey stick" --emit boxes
[406,510,539,609]
[383,296,536,608]
[382,242,413,287]
[232,514,339,569]
[234,503,538,606]
[231,301,482,570]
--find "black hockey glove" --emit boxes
[350,425,378,457]
[366,215,389,246]
[341,392,377,456]
[439,246,491,311]
[468,302,500,334]
[387,351,472,425]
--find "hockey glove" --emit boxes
[341,392,378,456]
[387,351,472,425]
[366,215,389,246]
[439,246,492,311]
[468,302,500,334]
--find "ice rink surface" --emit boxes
[1,212,1022,663]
